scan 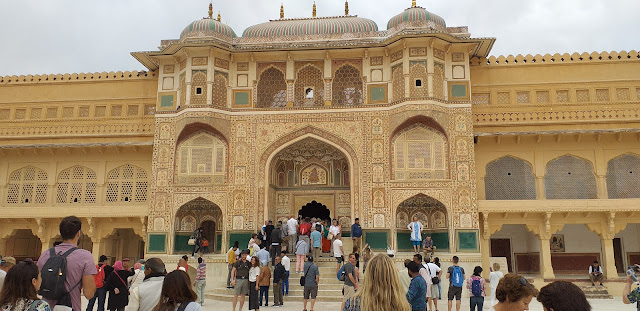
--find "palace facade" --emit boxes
[1,1,639,281]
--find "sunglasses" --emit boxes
[519,277,531,287]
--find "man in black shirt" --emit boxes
[265,220,275,251]
[231,250,251,311]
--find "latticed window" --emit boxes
[212,72,228,108]
[409,62,428,98]
[392,64,405,101]
[56,166,97,204]
[485,156,536,200]
[294,65,324,107]
[177,132,227,184]
[332,65,363,106]
[393,124,448,180]
[106,164,148,203]
[607,154,640,198]
[190,71,207,106]
[6,166,48,204]
[433,62,445,99]
[545,155,597,199]
[257,67,287,108]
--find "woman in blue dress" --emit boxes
[407,216,423,253]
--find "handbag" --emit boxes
[188,238,196,246]
[327,232,334,240]
[300,264,311,286]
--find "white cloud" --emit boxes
[0,0,636,75]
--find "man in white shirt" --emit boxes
[589,260,604,286]
[286,216,298,255]
[423,256,442,311]
[280,251,291,296]
[333,236,344,273]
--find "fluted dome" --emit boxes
[387,6,446,30]
[243,16,378,38]
[180,18,237,41]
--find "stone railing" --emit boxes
[470,50,640,66]
[473,107,640,125]
[0,70,157,84]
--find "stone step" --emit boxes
[578,285,614,299]
[206,292,343,302]
[211,288,344,295]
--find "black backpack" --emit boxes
[39,247,78,300]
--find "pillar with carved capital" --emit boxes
[92,240,103,264]
[600,237,618,279]
[480,212,491,279]
[539,234,555,279]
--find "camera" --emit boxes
[628,265,639,283]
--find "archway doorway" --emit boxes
[396,194,448,252]
[174,198,223,254]
[4,229,42,261]
[298,200,331,222]
[268,137,351,231]
[103,229,144,262]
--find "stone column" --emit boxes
[92,240,103,263]
[536,176,546,200]
[539,234,555,279]
[596,175,608,199]
[600,237,618,279]
[480,213,491,279]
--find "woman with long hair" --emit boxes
[343,254,411,311]
[493,274,538,311]
[0,260,50,311]
[152,270,201,311]
[106,261,134,311]
[537,281,591,311]
[466,266,487,311]
[248,257,261,311]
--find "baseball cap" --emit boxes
[2,257,16,265]
[241,249,250,255]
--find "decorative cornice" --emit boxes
[471,50,640,67]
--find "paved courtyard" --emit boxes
[80,297,629,311]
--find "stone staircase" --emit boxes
[578,284,613,299]
[206,258,346,302]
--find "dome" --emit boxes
[180,18,237,41]
[243,16,378,38]
[387,6,446,30]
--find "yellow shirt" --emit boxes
[228,249,237,264]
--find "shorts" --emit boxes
[234,279,249,295]
[448,286,462,301]
[336,256,344,264]
[304,286,318,299]
[342,285,356,303]
[412,241,421,247]
[429,284,439,299]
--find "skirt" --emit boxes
[249,281,260,310]
[322,237,331,252]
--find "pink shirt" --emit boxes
[37,243,97,311]
[466,275,487,296]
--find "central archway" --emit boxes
[298,200,331,222]
[396,194,449,252]
[266,136,353,229]
[174,198,223,254]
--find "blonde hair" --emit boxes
[493,263,501,271]
[349,254,411,311]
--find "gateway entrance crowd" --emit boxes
[0,215,638,311]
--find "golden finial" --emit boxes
[345,1,349,15]
[312,1,317,18]
[217,12,221,22]
[412,0,417,7]
[208,3,213,18]
[280,3,284,19]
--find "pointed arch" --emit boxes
[485,156,536,200]
[212,71,228,108]
[56,165,97,204]
[607,153,640,198]
[106,164,149,203]
[257,66,287,108]
[332,64,363,106]
[295,64,324,107]
[6,166,48,205]
[176,130,227,185]
[545,154,597,199]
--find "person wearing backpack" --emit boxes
[36,216,97,311]
[466,266,486,311]
[87,255,113,311]
[445,256,465,311]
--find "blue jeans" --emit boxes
[259,286,269,306]
[470,296,484,311]
[86,286,107,311]
[282,271,290,295]
[437,282,442,299]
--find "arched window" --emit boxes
[409,62,428,98]
[393,124,448,180]
[485,156,536,200]
[190,70,207,105]
[545,155,597,199]
[56,166,97,204]
[332,65,363,106]
[257,67,287,108]
[106,164,149,203]
[177,132,227,184]
[212,71,228,108]
[295,65,324,107]
[6,166,48,204]
[607,154,640,198]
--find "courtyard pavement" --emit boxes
[80,297,630,311]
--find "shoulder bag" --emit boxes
[300,264,311,286]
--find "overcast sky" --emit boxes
[0,0,637,76]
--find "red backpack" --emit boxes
[94,264,106,288]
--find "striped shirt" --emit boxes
[196,262,206,281]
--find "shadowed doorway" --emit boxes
[298,200,330,222]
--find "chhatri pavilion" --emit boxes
[0,0,639,289]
